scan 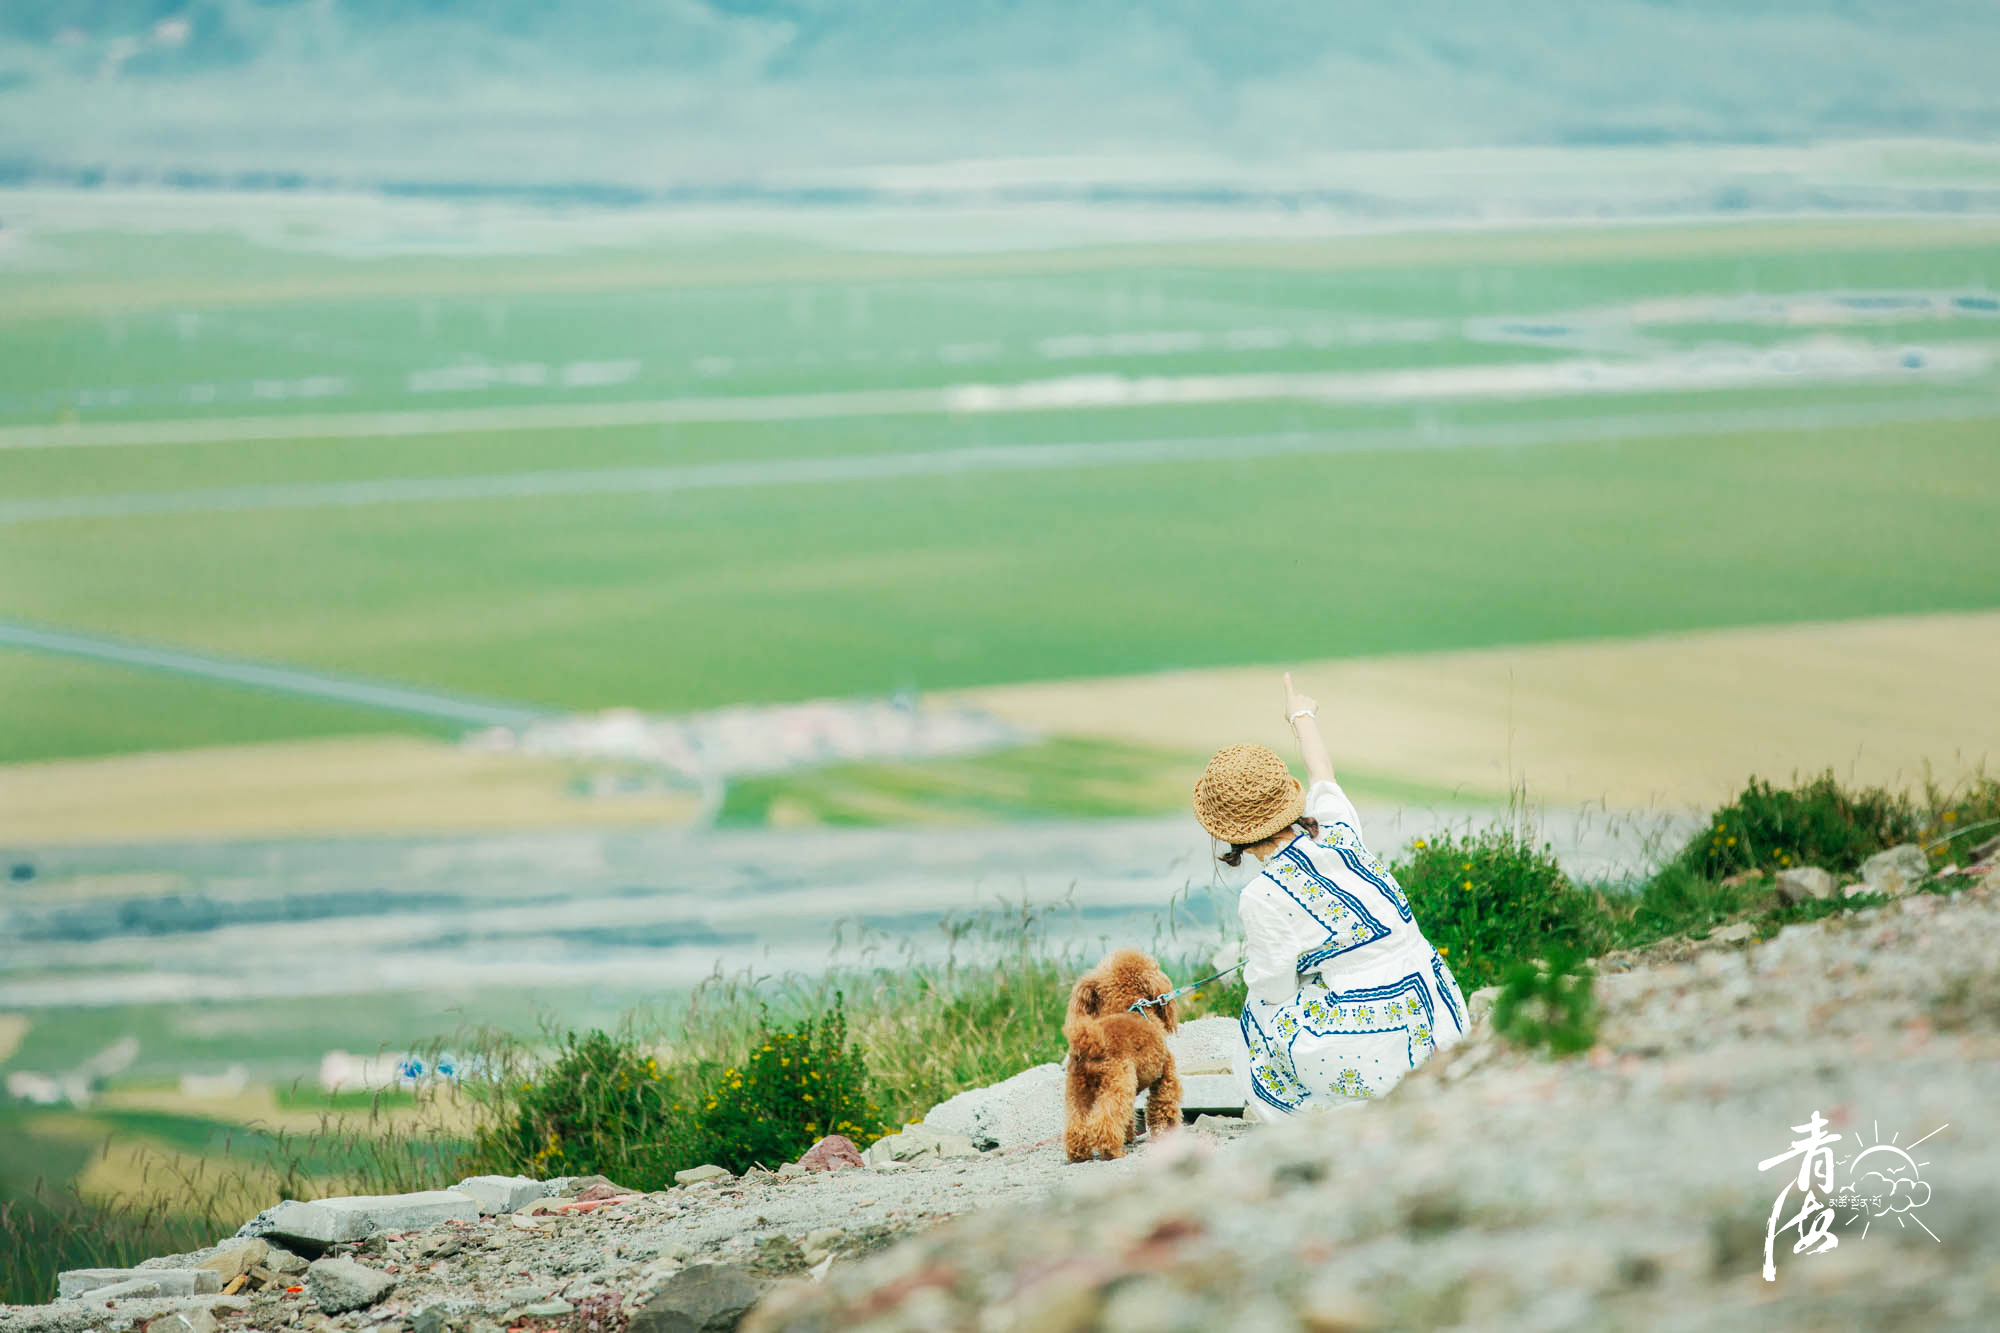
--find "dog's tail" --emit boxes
[1063,1015,1109,1066]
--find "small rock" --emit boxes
[675,1164,733,1187]
[1861,844,1930,896]
[794,1134,865,1172]
[1300,1270,1382,1330]
[264,1245,310,1275]
[492,1285,546,1311]
[804,1228,844,1253]
[521,1300,575,1318]
[776,1163,806,1178]
[411,1306,449,1333]
[305,1257,396,1314]
[629,1263,769,1333]
[1773,867,1836,905]
[573,1181,633,1202]
[1710,921,1756,943]
[196,1238,268,1284]
[561,1174,638,1198]
[148,1309,220,1333]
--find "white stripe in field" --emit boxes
[4,394,2000,526]
[0,621,549,727]
[1,337,1991,451]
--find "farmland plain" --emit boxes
[4,205,2000,769]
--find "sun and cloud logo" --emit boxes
[1836,1121,1946,1243]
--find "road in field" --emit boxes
[0,621,548,726]
[0,337,1989,451]
[7,394,2000,526]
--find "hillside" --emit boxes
[4,2,2000,184]
[5,862,1995,1331]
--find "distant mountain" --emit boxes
[3,2,1998,187]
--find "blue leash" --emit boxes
[1128,961,1246,1013]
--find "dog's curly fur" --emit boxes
[1062,948,1182,1162]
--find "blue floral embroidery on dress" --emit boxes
[1314,822,1414,922]
[1295,972,1438,1071]
[1267,847,1390,970]
[1332,1068,1372,1098]
[1430,952,1465,1034]
[1240,1006,1310,1112]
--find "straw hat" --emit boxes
[1192,743,1304,845]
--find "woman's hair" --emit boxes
[1218,816,1319,867]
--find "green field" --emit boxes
[3,208,2000,762]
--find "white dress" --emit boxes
[1232,776,1470,1116]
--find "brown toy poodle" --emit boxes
[1062,947,1183,1162]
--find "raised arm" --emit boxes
[1283,672,1335,788]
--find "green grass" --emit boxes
[5,410,1998,762]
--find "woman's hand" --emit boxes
[1282,672,1318,725]
[1283,671,1335,787]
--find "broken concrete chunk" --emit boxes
[453,1174,551,1215]
[918,1062,1064,1151]
[674,1164,732,1186]
[1174,1073,1247,1115]
[305,1256,397,1314]
[58,1268,221,1300]
[78,1277,179,1302]
[863,1123,981,1167]
[263,1190,481,1246]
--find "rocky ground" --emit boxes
[6,868,1998,1333]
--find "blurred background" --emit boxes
[2,0,1999,1288]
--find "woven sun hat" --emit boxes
[1192,743,1305,845]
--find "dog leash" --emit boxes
[1128,961,1246,1013]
